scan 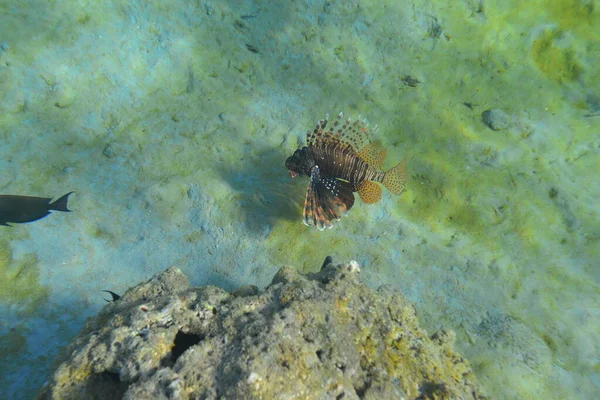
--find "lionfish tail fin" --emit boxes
[357,181,382,204]
[382,158,407,195]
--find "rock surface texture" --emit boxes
[41,260,486,399]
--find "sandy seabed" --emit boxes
[0,0,598,398]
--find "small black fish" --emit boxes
[285,112,407,230]
[101,290,121,302]
[321,255,333,270]
[0,192,73,226]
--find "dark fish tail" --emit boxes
[102,290,121,302]
[321,256,333,271]
[49,192,74,212]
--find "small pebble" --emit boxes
[103,143,116,158]
[247,372,261,384]
[0,43,8,51]
[481,108,510,131]
[53,83,76,108]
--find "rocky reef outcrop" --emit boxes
[40,259,486,399]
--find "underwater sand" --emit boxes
[0,0,598,398]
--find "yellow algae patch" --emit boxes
[53,363,93,393]
[149,335,174,363]
[266,218,354,273]
[545,0,598,32]
[531,28,582,84]
[382,328,419,375]
[0,237,49,312]
[355,327,378,367]
[333,295,352,324]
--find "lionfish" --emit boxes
[285,112,407,230]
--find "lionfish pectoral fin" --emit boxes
[303,182,335,231]
[331,179,355,214]
[314,202,332,231]
[357,181,383,204]
[302,182,316,227]
[302,168,329,229]
[356,143,387,169]
[302,168,354,230]
[382,158,408,195]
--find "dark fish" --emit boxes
[0,192,73,226]
[321,255,333,270]
[101,290,121,302]
[285,112,407,230]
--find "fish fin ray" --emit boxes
[310,112,373,154]
[306,116,325,147]
[302,183,315,227]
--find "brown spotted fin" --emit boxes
[306,111,372,153]
[356,158,407,202]
[382,158,408,195]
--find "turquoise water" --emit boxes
[1,1,598,398]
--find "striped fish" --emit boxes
[285,112,407,230]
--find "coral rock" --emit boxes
[41,261,486,399]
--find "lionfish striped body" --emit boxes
[285,112,407,230]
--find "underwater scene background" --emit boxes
[0,0,598,398]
